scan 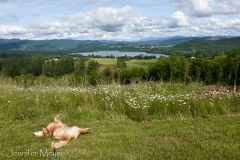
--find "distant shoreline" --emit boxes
[71,50,168,58]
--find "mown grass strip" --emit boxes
[0,116,239,159]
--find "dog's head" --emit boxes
[34,128,50,136]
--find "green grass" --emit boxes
[0,116,240,159]
[0,78,240,159]
[90,58,117,65]
[126,59,157,68]
[89,58,157,69]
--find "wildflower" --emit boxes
[78,107,82,112]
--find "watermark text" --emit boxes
[0,148,64,157]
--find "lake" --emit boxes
[71,50,167,58]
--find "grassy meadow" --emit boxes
[89,58,157,69]
[126,59,157,69]
[0,77,240,159]
[90,58,117,65]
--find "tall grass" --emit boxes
[0,76,239,122]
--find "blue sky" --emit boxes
[0,0,240,40]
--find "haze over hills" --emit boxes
[0,36,239,55]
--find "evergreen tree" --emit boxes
[75,58,86,77]
[102,67,112,83]
[87,60,99,75]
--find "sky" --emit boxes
[0,0,240,40]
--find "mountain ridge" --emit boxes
[0,36,239,54]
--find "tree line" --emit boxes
[0,48,239,85]
[148,51,236,85]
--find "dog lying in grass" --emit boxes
[34,114,90,149]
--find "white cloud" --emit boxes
[0,25,26,37]
[222,18,240,30]
[0,5,135,40]
[189,17,240,36]
[168,11,189,28]
[65,5,133,32]
[0,1,240,40]
[190,26,200,32]
[170,0,214,17]
[215,0,240,15]
[191,0,214,17]
[88,5,133,32]
[129,16,164,33]
[171,0,240,17]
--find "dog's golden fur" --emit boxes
[34,114,90,149]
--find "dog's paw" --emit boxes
[51,141,55,148]
[84,128,90,133]
[34,131,43,136]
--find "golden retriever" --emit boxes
[34,114,90,149]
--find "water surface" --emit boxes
[72,50,167,58]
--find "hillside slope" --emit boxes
[0,37,239,55]
[174,37,240,55]
[0,39,105,51]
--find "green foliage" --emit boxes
[102,67,113,83]
[74,58,86,77]
[1,48,240,85]
[87,60,99,75]
[116,58,127,68]
[148,48,240,85]
[117,67,147,84]
[148,56,170,81]
[1,55,44,77]
[227,48,240,81]
[174,37,240,56]
[86,60,100,85]
[43,57,74,77]
[88,70,99,85]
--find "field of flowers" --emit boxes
[1,77,239,122]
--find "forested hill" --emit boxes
[0,39,108,51]
[0,37,240,56]
[174,37,240,55]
